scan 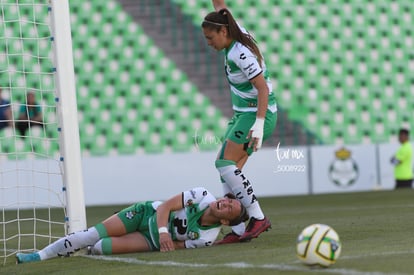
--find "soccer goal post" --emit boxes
[0,0,86,264]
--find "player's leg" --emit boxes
[236,110,276,241]
[216,140,267,219]
[90,201,156,255]
[90,232,151,255]
[215,111,277,243]
[17,203,151,263]
[216,139,270,243]
[17,212,126,263]
[214,114,264,243]
[16,225,103,263]
[236,154,249,170]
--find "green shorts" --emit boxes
[116,201,158,251]
[221,110,277,156]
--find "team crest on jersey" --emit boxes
[187,231,199,240]
[125,211,136,220]
[186,199,194,206]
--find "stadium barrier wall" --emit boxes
[2,142,409,207]
[82,145,310,205]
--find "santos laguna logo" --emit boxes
[328,147,359,187]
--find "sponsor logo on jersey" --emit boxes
[248,67,258,76]
[187,231,199,240]
[244,63,254,70]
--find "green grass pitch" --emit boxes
[3,189,414,275]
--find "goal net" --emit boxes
[0,0,86,264]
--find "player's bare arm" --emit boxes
[173,241,186,250]
[212,0,227,11]
[156,193,184,252]
[250,73,269,120]
[248,74,269,151]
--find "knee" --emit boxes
[215,159,236,169]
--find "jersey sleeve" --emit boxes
[184,227,221,249]
[182,187,210,207]
[234,23,263,80]
[234,46,263,80]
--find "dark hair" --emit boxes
[223,193,249,226]
[399,128,409,136]
[202,8,263,66]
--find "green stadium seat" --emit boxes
[170,131,192,152]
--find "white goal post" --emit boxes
[50,0,86,233]
[0,0,86,264]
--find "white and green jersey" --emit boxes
[224,32,277,113]
[148,187,221,249]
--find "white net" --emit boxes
[0,0,67,265]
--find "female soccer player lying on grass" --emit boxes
[16,187,248,264]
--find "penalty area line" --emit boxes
[82,255,405,275]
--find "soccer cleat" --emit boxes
[215,231,241,245]
[16,252,41,264]
[239,217,271,242]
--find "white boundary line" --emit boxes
[83,255,409,275]
[281,204,414,215]
[341,249,414,260]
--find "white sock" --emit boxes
[216,160,265,220]
[91,240,103,255]
[221,179,232,195]
[38,227,100,260]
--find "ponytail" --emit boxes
[202,8,263,66]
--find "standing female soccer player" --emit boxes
[16,187,248,263]
[202,0,277,243]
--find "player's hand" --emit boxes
[390,156,400,165]
[159,232,175,252]
[247,118,265,151]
